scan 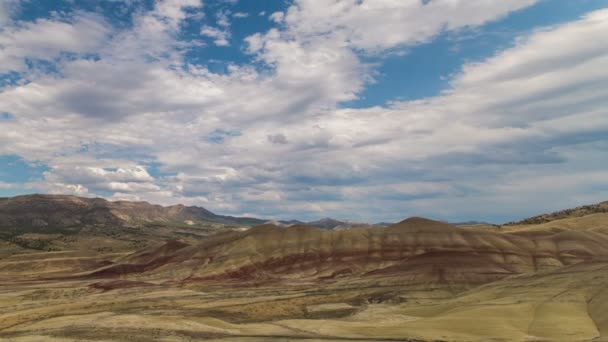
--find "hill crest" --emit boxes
[507,200,608,225]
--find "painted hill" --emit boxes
[86,217,608,293]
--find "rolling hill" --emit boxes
[79,216,608,294]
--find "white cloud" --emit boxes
[47,165,154,185]
[200,9,233,46]
[233,12,249,19]
[216,9,230,27]
[0,13,110,73]
[37,158,159,195]
[201,25,230,46]
[0,182,15,190]
[154,0,202,26]
[43,183,91,197]
[269,11,284,23]
[274,0,539,52]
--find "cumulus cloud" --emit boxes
[1,1,607,221]
[35,157,160,196]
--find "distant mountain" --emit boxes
[506,200,608,225]
[277,219,306,226]
[305,218,347,229]
[0,194,266,231]
[0,194,269,254]
[273,217,388,230]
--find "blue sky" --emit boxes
[1,0,608,223]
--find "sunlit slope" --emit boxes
[278,260,608,342]
[0,251,122,278]
[2,261,607,341]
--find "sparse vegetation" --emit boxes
[506,201,608,225]
[6,237,58,251]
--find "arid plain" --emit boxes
[1,195,608,342]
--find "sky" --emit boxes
[1,0,608,223]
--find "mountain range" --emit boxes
[0,194,388,231]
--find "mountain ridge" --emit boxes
[0,194,265,230]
